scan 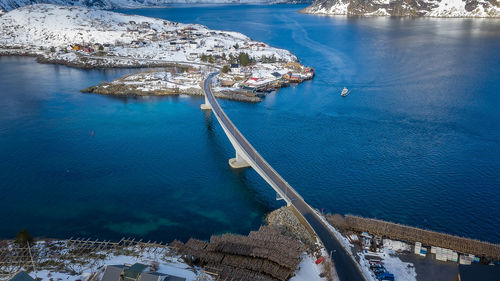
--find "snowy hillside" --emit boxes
[301,0,500,17]
[0,0,312,13]
[0,4,297,67]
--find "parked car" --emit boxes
[370,263,384,269]
[373,267,386,274]
[377,272,395,281]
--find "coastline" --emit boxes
[0,207,335,281]
[81,82,263,103]
[0,4,313,102]
[3,208,498,281]
[300,0,500,18]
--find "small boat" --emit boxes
[341,87,349,97]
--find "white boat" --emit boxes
[341,87,349,97]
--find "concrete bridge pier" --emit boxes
[200,96,212,110]
[229,152,251,169]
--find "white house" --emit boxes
[187,53,198,61]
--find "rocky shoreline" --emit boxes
[0,206,333,281]
[81,82,263,103]
[0,48,203,70]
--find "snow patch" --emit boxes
[359,249,417,281]
[290,253,327,281]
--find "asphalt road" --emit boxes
[204,72,366,281]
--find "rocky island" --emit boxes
[0,4,314,102]
[301,0,500,17]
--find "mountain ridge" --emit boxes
[0,0,312,13]
[301,0,500,17]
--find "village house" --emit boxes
[271,72,282,79]
[93,43,102,51]
[83,46,94,53]
[130,40,146,48]
[103,44,113,52]
[71,44,82,51]
[213,45,224,52]
[250,43,266,51]
[188,41,198,49]
[145,29,158,40]
[140,22,151,29]
[7,271,35,281]
[127,21,139,32]
[168,42,178,51]
[284,72,303,83]
[187,53,198,61]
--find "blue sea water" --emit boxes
[1,5,499,243]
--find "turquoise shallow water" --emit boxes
[1,4,500,243]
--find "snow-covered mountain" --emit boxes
[301,0,500,17]
[0,0,311,13]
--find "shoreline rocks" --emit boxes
[80,69,264,103]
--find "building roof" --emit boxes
[123,263,148,280]
[459,264,500,281]
[140,272,167,281]
[102,265,127,281]
[8,271,35,281]
[165,276,186,281]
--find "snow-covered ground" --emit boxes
[0,0,301,13]
[2,240,200,281]
[30,253,198,281]
[84,61,313,103]
[315,211,418,281]
[302,0,500,18]
[0,4,297,68]
[0,4,313,101]
[2,239,328,281]
[359,249,417,281]
[290,253,327,281]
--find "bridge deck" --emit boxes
[203,72,366,281]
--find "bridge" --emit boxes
[201,72,367,281]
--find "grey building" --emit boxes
[8,271,35,281]
[101,263,185,281]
